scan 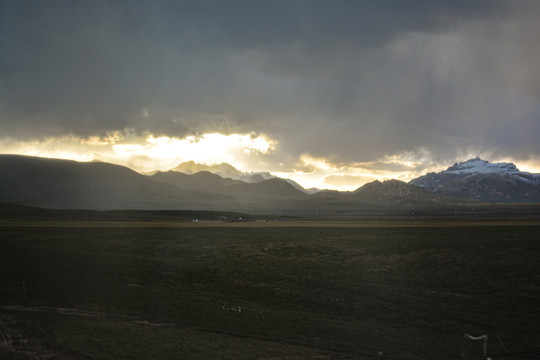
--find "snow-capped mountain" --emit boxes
[444,157,540,184]
[169,161,315,193]
[410,157,540,202]
[171,161,275,184]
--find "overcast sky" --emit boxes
[2,1,540,189]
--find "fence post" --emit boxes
[22,280,27,305]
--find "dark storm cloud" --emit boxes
[161,0,505,50]
[1,0,539,164]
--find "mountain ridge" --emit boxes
[410,157,540,202]
[0,154,458,213]
[171,161,275,184]
[0,154,232,210]
[2,155,538,213]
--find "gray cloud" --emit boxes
[1,0,540,166]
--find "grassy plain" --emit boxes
[0,217,539,359]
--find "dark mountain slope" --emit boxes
[225,178,308,200]
[0,155,471,214]
[152,171,307,201]
[0,155,230,210]
[151,171,244,191]
[351,179,457,206]
[421,172,540,202]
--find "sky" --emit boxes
[2,0,540,190]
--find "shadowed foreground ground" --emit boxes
[0,219,539,359]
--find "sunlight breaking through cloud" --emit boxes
[0,132,276,173]
[1,133,539,191]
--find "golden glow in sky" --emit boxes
[0,131,275,173]
[3,1,540,194]
[273,152,444,191]
[1,132,539,191]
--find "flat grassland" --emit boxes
[0,219,539,359]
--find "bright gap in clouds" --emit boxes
[2,133,540,191]
[0,131,404,190]
[0,132,275,173]
[109,132,276,172]
[273,153,432,191]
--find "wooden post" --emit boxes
[22,280,26,305]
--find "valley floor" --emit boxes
[0,214,539,359]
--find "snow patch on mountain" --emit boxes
[168,161,318,193]
[170,161,275,184]
[410,157,540,202]
[446,157,517,174]
[444,157,540,184]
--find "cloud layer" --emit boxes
[2,0,540,183]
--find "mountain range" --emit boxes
[410,157,540,202]
[170,160,276,184]
[0,155,538,214]
[169,160,314,193]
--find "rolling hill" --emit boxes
[0,155,230,210]
[352,179,456,206]
[0,155,310,212]
[151,170,245,191]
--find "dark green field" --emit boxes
[1,222,539,359]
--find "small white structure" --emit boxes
[462,333,488,358]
